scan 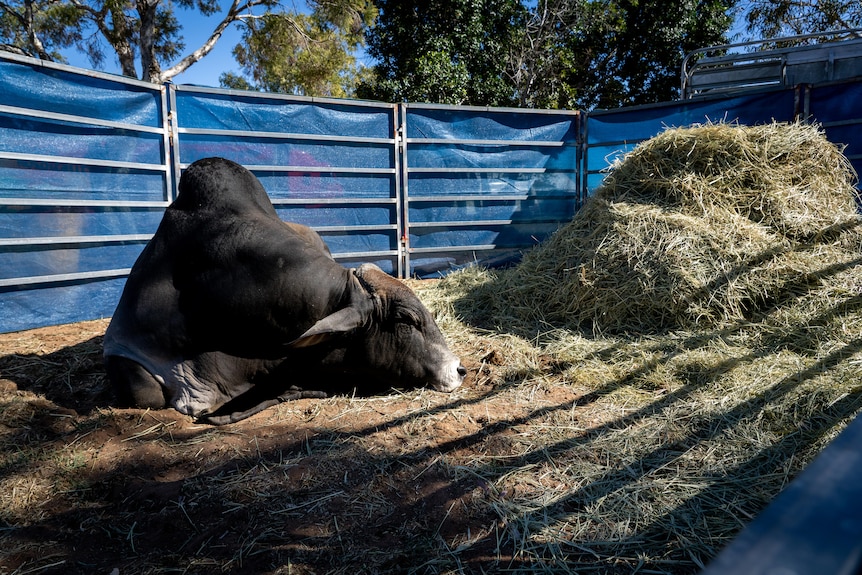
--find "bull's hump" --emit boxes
[174,157,277,217]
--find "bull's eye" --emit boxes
[394,308,422,328]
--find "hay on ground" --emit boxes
[459,121,862,334]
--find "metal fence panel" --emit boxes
[0,52,171,333]
[170,85,402,276]
[808,80,862,183]
[6,54,862,334]
[401,104,582,277]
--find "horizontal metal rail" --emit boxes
[313,224,397,233]
[403,101,581,116]
[0,198,170,208]
[0,151,169,173]
[0,268,132,289]
[177,126,395,146]
[177,162,396,175]
[407,167,552,174]
[0,234,152,247]
[408,244,500,254]
[330,249,400,260]
[270,197,397,206]
[408,218,562,228]
[0,104,165,134]
[405,137,570,147]
[0,50,163,90]
[173,83,397,109]
[407,193,576,203]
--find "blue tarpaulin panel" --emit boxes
[403,104,581,277]
[808,81,862,188]
[171,85,401,275]
[0,53,171,334]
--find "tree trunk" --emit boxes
[107,5,138,78]
[137,0,161,83]
[24,0,52,59]
[158,0,245,82]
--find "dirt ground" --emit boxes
[3,290,859,575]
[0,318,587,575]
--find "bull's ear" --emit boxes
[288,306,365,348]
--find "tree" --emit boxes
[508,0,622,109]
[0,0,83,61]
[221,0,375,97]
[597,0,734,108]
[356,0,527,106]
[516,0,734,109]
[358,0,733,109]
[742,0,862,40]
[0,0,370,85]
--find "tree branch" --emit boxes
[159,0,273,82]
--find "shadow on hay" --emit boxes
[484,331,862,569]
[3,342,861,574]
[427,248,862,568]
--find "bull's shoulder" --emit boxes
[283,222,332,258]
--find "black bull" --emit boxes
[103,157,466,424]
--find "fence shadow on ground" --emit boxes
[3,241,862,573]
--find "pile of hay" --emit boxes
[462,121,862,334]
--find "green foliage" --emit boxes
[356,0,525,106]
[519,0,734,109]
[358,0,733,109]
[0,0,85,61]
[225,2,375,97]
[597,0,734,108]
[744,0,862,39]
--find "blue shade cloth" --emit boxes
[405,106,579,142]
[0,113,166,165]
[173,88,395,138]
[808,82,862,187]
[273,205,396,228]
[0,278,128,334]
[0,206,164,239]
[584,89,800,188]
[407,171,576,196]
[403,106,581,277]
[0,159,168,202]
[257,172,395,199]
[0,242,146,280]
[0,54,170,333]
[0,59,164,127]
[4,50,862,333]
[177,134,393,170]
[586,89,798,144]
[408,197,575,224]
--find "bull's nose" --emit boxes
[434,356,465,392]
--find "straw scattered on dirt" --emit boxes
[2,121,862,575]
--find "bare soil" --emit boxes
[0,319,585,575]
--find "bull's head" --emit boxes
[289,263,466,393]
